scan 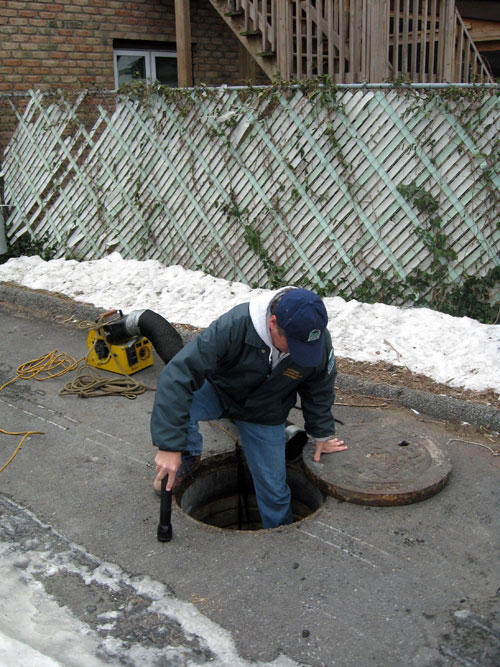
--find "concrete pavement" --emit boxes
[1,287,499,667]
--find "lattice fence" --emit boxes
[2,83,499,297]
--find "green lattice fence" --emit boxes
[2,83,499,300]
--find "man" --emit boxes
[151,287,346,529]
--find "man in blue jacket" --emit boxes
[151,287,346,528]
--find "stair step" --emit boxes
[256,51,276,58]
[224,10,244,17]
[240,30,262,37]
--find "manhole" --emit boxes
[303,433,452,506]
[173,452,325,531]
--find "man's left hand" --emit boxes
[313,438,347,462]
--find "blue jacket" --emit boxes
[151,303,337,452]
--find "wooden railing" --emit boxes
[215,0,493,83]
[391,0,493,83]
[452,9,493,83]
[224,1,276,54]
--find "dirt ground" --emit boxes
[335,356,500,409]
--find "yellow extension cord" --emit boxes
[0,350,81,391]
[0,350,80,472]
[0,427,45,473]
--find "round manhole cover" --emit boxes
[303,432,451,506]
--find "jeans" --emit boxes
[186,380,294,529]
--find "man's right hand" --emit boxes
[154,450,182,491]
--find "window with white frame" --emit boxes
[113,42,178,89]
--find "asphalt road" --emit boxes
[1,293,499,667]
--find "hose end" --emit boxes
[157,523,173,542]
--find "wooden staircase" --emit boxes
[207,0,278,81]
[208,0,493,83]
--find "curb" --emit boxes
[0,282,196,345]
[336,374,500,433]
[1,282,499,433]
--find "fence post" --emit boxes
[439,0,456,82]
[368,0,390,82]
[276,0,291,79]
[0,213,6,254]
[174,0,193,87]
[0,173,6,254]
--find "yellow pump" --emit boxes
[86,311,153,375]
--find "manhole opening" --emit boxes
[174,452,325,531]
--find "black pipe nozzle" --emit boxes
[157,476,173,542]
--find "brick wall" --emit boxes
[0,0,269,154]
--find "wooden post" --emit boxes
[175,0,193,87]
[276,0,291,79]
[238,42,256,84]
[439,0,456,82]
[368,0,390,82]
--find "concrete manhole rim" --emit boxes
[172,451,327,534]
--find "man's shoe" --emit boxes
[153,451,201,495]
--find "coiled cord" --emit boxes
[0,349,80,472]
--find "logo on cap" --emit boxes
[307,329,321,342]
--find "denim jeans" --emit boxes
[186,380,294,529]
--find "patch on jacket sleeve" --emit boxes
[283,368,303,380]
[327,349,335,375]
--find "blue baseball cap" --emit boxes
[275,289,328,367]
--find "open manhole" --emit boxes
[173,451,325,531]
